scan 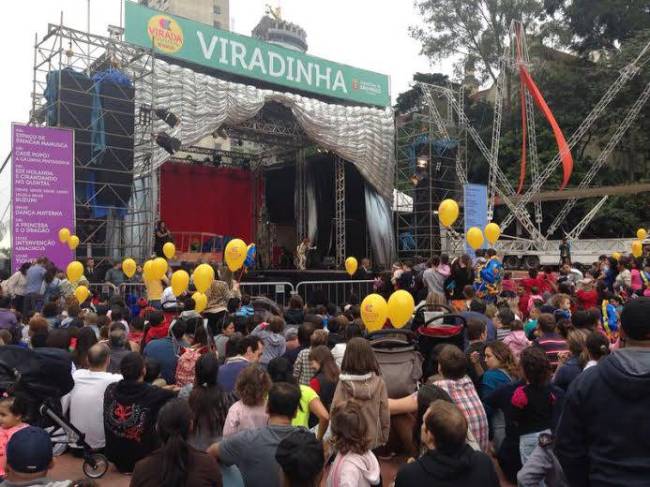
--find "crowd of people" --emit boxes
[0,248,649,486]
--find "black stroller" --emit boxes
[413,303,468,380]
[0,346,109,479]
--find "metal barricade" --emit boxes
[239,282,295,307]
[87,282,119,299]
[295,280,376,307]
[119,282,149,302]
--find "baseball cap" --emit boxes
[6,427,53,474]
[621,298,650,341]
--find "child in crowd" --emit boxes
[0,396,29,476]
[524,301,543,340]
[584,331,610,369]
[332,338,390,450]
[235,295,254,318]
[503,320,531,361]
[512,347,564,465]
[528,287,543,312]
[534,313,568,370]
[552,294,573,319]
[252,316,287,367]
[293,329,329,385]
[495,307,516,341]
[223,365,272,436]
[309,346,340,412]
[465,319,487,389]
[602,294,621,341]
[434,345,489,452]
[327,400,381,487]
[215,320,237,361]
[502,272,517,294]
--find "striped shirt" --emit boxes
[534,333,568,369]
[435,377,490,452]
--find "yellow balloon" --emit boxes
[122,258,137,278]
[387,290,415,328]
[224,238,247,272]
[612,252,621,261]
[466,227,484,251]
[143,260,155,281]
[438,199,460,227]
[484,222,501,245]
[632,240,643,258]
[67,235,80,250]
[152,257,168,280]
[58,228,71,243]
[192,292,208,313]
[193,263,215,294]
[360,294,388,332]
[74,285,90,304]
[171,270,190,297]
[66,261,84,283]
[637,228,648,241]
[345,257,358,276]
[163,242,176,259]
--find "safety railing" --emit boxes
[87,282,119,298]
[88,279,378,308]
[239,282,295,307]
[295,280,376,307]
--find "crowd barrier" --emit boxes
[295,280,376,307]
[87,279,379,307]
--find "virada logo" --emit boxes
[147,15,184,53]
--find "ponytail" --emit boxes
[156,399,192,487]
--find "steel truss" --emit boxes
[418,23,650,252]
[334,156,346,266]
[31,21,156,265]
[395,86,465,260]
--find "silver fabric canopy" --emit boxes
[134,59,395,199]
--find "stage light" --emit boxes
[417,156,429,168]
[154,132,182,155]
[154,107,180,128]
[212,150,222,167]
[241,158,251,169]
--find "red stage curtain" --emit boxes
[160,162,254,241]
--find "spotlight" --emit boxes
[212,150,222,167]
[241,158,250,169]
[154,107,180,128]
[154,132,182,155]
[417,156,429,168]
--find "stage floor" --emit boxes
[245,269,356,285]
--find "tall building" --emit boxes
[252,11,308,52]
[140,0,229,30]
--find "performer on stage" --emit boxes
[295,238,315,271]
[153,220,173,257]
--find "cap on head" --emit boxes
[6,427,52,474]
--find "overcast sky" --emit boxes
[0,0,452,247]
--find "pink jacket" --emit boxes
[503,330,531,360]
[222,401,268,437]
[0,423,28,475]
[326,451,380,487]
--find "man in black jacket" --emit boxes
[395,399,499,487]
[556,297,650,486]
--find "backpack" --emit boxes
[175,347,203,387]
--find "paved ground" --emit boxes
[49,452,515,486]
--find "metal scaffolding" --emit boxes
[31,21,156,264]
[334,156,346,266]
[394,85,464,260]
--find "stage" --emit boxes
[243,269,361,286]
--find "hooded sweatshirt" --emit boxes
[503,330,531,360]
[326,451,380,487]
[556,348,650,487]
[251,323,286,366]
[103,380,175,473]
[394,444,499,487]
[331,373,390,450]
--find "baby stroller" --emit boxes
[0,346,108,479]
[413,303,467,380]
[367,329,423,399]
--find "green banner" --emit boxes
[124,1,390,107]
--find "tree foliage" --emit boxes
[544,0,650,52]
[411,0,546,83]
